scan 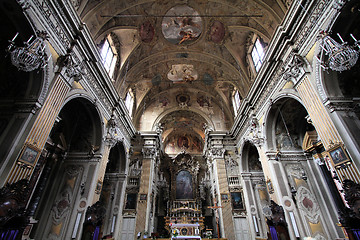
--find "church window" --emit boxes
[251,38,265,72]
[100,36,117,78]
[232,90,241,116]
[124,90,134,117]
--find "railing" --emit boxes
[228,176,240,186]
[128,176,139,186]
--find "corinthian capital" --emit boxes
[210,148,225,159]
[142,147,157,159]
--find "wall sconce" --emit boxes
[274,150,281,161]
[317,31,359,72]
[7,31,50,72]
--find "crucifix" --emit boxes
[208,198,222,239]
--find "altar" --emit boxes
[171,236,201,239]
[169,223,202,239]
[164,153,207,238]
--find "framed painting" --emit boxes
[124,193,137,210]
[221,193,229,201]
[230,192,245,210]
[19,144,40,166]
[176,170,193,199]
[140,194,147,201]
[328,144,350,167]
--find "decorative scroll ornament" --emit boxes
[282,54,305,83]
[318,31,360,72]
[203,123,214,135]
[64,55,84,82]
[7,31,50,72]
[296,186,320,223]
[155,122,164,135]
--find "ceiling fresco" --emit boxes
[161,5,203,45]
[159,110,206,155]
[75,0,289,154]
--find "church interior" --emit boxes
[0,0,360,239]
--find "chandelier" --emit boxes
[7,31,50,72]
[319,31,360,72]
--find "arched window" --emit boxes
[232,90,241,116]
[251,38,265,72]
[124,90,134,117]
[100,35,117,78]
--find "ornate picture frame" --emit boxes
[140,194,147,201]
[328,144,350,167]
[230,191,245,210]
[221,193,229,202]
[124,193,137,210]
[18,144,41,166]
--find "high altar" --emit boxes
[164,152,205,238]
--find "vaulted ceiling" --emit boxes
[74,0,289,155]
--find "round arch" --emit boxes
[106,141,127,174]
[240,140,263,173]
[264,95,315,151]
[51,96,103,154]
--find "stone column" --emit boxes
[134,134,159,238]
[5,75,71,185]
[296,76,360,183]
[209,146,235,240]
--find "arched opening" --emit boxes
[26,97,102,239]
[265,97,344,239]
[266,98,315,152]
[91,142,127,239]
[238,141,266,239]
